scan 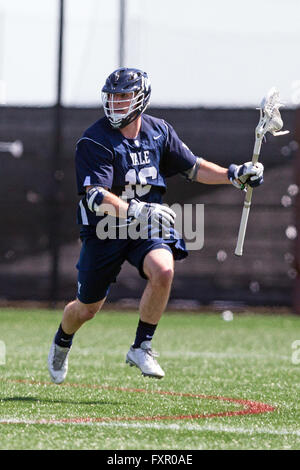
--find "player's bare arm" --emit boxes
[192,158,264,189]
[194,159,231,185]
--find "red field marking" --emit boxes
[1,378,275,424]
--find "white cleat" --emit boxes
[48,340,71,384]
[126,341,165,379]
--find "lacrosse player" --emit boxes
[48,68,264,383]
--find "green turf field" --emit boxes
[0,308,300,450]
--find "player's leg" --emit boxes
[48,297,105,385]
[48,232,126,384]
[126,247,174,378]
[139,247,174,325]
[47,265,113,385]
[60,297,106,335]
[47,260,122,384]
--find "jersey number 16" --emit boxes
[121,166,157,200]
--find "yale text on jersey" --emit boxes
[130,150,150,166]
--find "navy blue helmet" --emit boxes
[101,68,151,129]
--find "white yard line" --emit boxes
[1,418,299,437]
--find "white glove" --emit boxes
[228,162,264,189]
[127,198,176,227]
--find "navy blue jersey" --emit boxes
[75,114,199,225]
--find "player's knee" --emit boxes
[79,304,100,321]
[150,266,174,288]
[161,267,174,286]
[70,299,102,322]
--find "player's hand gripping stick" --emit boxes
[127,198,176,232]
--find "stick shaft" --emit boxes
[234,187,253,256]
[234,137,262,256]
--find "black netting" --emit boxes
[0,106,297,306]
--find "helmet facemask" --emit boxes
[102,89,145,129]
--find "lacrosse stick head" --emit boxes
[257,87,289,137]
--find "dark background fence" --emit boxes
[0,106,298,308]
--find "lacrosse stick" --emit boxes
[234,87,289,256]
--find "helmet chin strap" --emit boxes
[110,113,127,128]
[111,110,141,129]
